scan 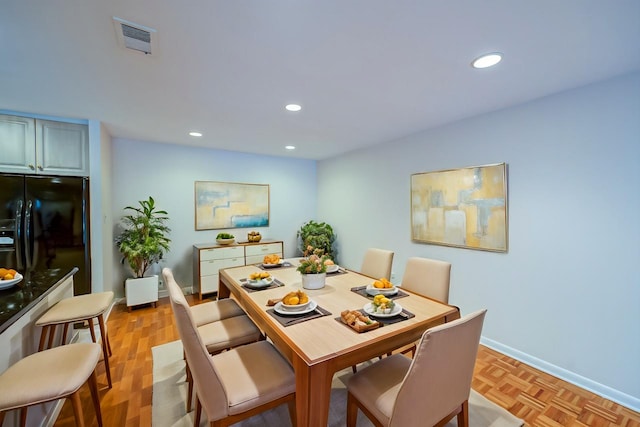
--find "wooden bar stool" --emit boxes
[35,291,114,388]
[0,343,103,427]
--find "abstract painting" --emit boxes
[411,163,508,252]
[195,181,269,230]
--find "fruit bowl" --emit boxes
[216,238,235,245]
[281,299,312,312]
[247,232,262,242]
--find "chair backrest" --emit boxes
[401,257,451,303]
[389,309,487,427]
[162,268,229,421]
[360,248,394,280]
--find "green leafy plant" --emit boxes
[297,220,337,261]
[115,196,171,278]
[296,254,330,275]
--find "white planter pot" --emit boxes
[125,275,159,310]
[301,273,326,290]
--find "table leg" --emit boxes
[293,355,334,427]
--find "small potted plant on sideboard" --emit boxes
[115,196,171,311]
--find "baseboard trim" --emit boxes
[481,337,640,412]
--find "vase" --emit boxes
[301,273,326,290]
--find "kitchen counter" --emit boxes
[0,267,78,335]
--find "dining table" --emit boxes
[218,260,460,427]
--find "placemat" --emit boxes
[240,278,285,292]
[327,268,348,276]
[266,305,332,327]
[350,286,410,300]
[257,262,294,271]
[334,308,415,332]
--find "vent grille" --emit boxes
[113,17,157,55]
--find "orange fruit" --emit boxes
[3,273,14,280]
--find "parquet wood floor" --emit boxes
[53,296,640,426]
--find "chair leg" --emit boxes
[346,391,358,427]
[194,397,202,427]
[0,411,5,426]
[88,370,103,427]
[70,390,86,427]
[287,399,297,427]
[187,365,193,412]
[457,400,469,427]
[20,407,27,427]
[97,315,112,388]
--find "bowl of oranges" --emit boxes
[365,278,398,296]
[0,268,22,290]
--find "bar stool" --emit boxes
[35,291,114,388]
[0,343,103,427]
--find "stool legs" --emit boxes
[88,370,104,427]
[97,314,112,388]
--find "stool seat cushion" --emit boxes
[36,292,114,325]
[0,343,101,411]
[190,298,246,326]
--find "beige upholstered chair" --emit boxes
[346,309,487,427]
[397,257,452,357]
[0,343,103,427]
[360,248,394,280]
[162,269,263,412]
[401,257,451,303]
[190,298,246,327]
[164,268,296,427]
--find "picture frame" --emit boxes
[195,181,270,230]
[410,163,508,252]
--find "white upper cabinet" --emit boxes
[0,114,89,176]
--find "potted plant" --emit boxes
[297,220,337,262]
[115,196,171,310]
[297,254,330,289]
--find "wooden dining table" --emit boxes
[218,261,460,427]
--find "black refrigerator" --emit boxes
[0,174,91,295]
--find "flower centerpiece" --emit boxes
[297,254,329,289]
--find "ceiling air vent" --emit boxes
[113,17,157,55]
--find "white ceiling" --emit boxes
[2,1,639,160]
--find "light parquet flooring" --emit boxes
[52,296,640,427]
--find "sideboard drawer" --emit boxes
[200,245,244,261]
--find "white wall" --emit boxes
[316,72,640,409]
[111,140,317,292]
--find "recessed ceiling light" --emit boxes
[472,53,503,69]
[285,145,296,150]
[189,131,202,137]
[285,104,302,112]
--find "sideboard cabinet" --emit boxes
[192,240,283,299]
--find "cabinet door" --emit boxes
[36,120,89,176]
[0,114,36,174]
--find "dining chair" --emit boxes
[401,257,451,303]
[164,268,297,427]
[395,256,452,357]
[162,269,263,412]
[346,309,487,427]
[360,248,394,280]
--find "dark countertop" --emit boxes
[0,267,78,334]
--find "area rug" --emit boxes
[152,340,523,427]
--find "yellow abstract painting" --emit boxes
[195,181,269,230]
[411,163,508,252]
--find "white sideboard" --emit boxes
[192,240,283,300]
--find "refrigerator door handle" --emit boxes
[15,200,24,270]
[24,199,33,269]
